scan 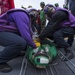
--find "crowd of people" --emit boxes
[0,0,75,73]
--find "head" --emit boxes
[44,4,55,16]
[28,9,38,22]
[40,2,45,8]
[54,3,59,7]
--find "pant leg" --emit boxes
[67,35,74,46]
[53,27,74,48]
[0,32,27,63]
[31,23,36,32]
[36,24,41,34]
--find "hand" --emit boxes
[35,42,41,47]
[33,37,41,43]
[33,37,41,47]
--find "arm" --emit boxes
[18,21,36,48]
[12,12,36,48]
[39,10,68,39]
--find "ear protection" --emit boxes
[29,11,38,22]
[29,11,36,18]
[44,6,53,15]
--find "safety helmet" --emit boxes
[44,4,54,15]
[28,8,38,20]
[45,4,54,7]
[27,38,57,68]
[28,44,52,68]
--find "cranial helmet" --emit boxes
[28,8,38,20]
[44,4,55,15]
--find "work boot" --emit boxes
[0,63,12,73]
[64,47,74,61]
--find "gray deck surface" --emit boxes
[0,41,75,75]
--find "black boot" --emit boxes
[64,47,74,61]
[0,63,12,73]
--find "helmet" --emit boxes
[28,8,38,19]
[27,39,57,68]
[44,4,55,15]
[45,4,54,7]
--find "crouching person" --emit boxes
[0,9,36,73]
[39,4,75,61]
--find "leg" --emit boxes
[67,35,74,47]
[31,23,36,32]
[0,32,27,63]
[36,24,41,34]
[67,27,75,46]
[0,32,27,72]
[53,28,74,60]
[53,30,70,48]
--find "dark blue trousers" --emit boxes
[47,27,74,48]
[0,32,27,63]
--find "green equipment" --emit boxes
[27,39,57,68]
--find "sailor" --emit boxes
[0,9,37,73]
[39,4,75,61]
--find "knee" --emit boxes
[53,32,60,38]
[15,39,27,49]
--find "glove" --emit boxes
[35,42,41,47]
[33,37,41,47]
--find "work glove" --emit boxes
[33,37,41,47]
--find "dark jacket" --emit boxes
[39,7,75,39]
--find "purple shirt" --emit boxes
[0,9,36,48]
[55,7,75,27]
